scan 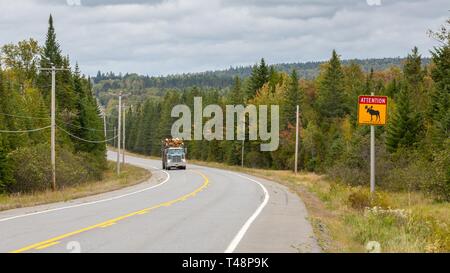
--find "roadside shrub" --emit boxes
[326,131,369,186]
[347,188,390,210]
[8,144,94,193]
[328,134,449,202]
[385,144,450,201]
[245,150,271,169]
[422,142,450,201]
[77,151,107,181]
[345,208,449,252]
[0,144,14,193]
[9,143,52,192]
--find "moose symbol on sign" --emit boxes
[365,105,380,122]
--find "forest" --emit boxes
[0,16,106,193]
[114,18,449,201]
[93,57,431,108]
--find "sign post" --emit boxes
[358,94,388,193]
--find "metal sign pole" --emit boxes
[370,92,375,193]
[295,105,299,174]
[117,92,122,175]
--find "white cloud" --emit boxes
[0,0,446,76]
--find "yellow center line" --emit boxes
[10,170,209,253]
[35,241,61,250]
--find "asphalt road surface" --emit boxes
[0,151,320,253]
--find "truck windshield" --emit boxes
[168,149,184,156]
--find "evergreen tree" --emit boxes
[58,55,77,111]
[316,50,348,119]
[246,58,269,100]
[42,15,62,67]
[403,47,426,112]
[38,15,63,102]
[428,21,450,142]
[385,78,401,99]
[343,62,365,122]
[403,47,423,92]
[386,86,422,152]
[283,69,302,127]
[229,76,242,105]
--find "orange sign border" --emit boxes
[357,95,388,126]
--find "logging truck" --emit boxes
[162,138,187,170]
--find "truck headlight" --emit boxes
[182,159,186,162]
[168,159,172,163]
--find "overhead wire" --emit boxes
[0,125,51,133]
[0,112,50,120]
[56,125,118,143]
[56,119,115,132]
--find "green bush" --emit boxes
[345,208,449,252]
[384,144,450,201]
[347,188,390,210]
[328,134,449,202]
[7,143,103,193]
[0,144,14,193]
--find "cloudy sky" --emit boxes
[0,0,447,76]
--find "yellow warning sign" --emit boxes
[358,95,388,126]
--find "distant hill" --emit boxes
[93,57,431,107]
[93,57,430,89]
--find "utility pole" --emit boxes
[51,66,56,191]
[370,92,375,193]
[113,127,117,148]
[295,105,299,175]
[122,103,126,166]
[117,92,122,175]
[103,109,107,141]
[241,117,245,168]
[39,64,69,191]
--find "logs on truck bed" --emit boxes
[163,138,184,148]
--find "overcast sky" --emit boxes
[0,0,447,76]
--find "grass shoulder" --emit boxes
[0,161,151,212]
[186,159,450,253]
[109,150,449,253]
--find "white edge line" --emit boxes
[224,172,270,253]
[0,163,170,223]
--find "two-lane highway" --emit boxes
[0,151,320,253]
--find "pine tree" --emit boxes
[403,47,425,112]
[403,47,423,92]
[38,15,63,102]
[257,58,269,88]
[386,86,422,152]
[58,55,77,111]
[316,50,348,119]
[385,78,401,100]
[343,62,365,123]
[246,58,269,100]
[428,22,450,142]
[229,76,242,105]
[42,14,62,67]
[283,69,302,127]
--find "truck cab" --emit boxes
[162,139,187,170]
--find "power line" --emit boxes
[57,125,118,143]
[0,112,50,120]
[56,119,115,132]
[0,125,51,133]
[0,112,115,132]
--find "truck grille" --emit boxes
[171,155,182,163]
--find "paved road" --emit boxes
[0,151,319,253]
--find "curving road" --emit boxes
[0,151,320,253]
